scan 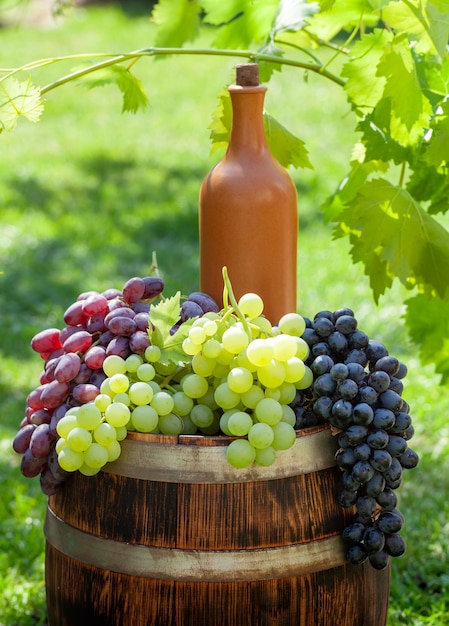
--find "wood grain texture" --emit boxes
[45,426,390,625]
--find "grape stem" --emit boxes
[221,267,251,340]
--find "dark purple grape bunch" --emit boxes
[291,308,419,570]
[12,275,164,495]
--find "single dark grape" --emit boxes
[367,429,389,450]
[379,390,403,413]
[311,355,334,376]
[312,396,333,420]
[313,373,337,396]
[312,342,332,357]
[302,328,320,347]
[187,291,219,313]
[376,488,398,511]
[344,349,368,367]
[338,489,358,507]
[374,355,400,376]
[398,447,419,469]
[342,523,366,544]
[388,377,404,395]
[395,362,408,379]
[330,363,349,382]
[180,300,203,322]
[328,332,348,354]
[368,371,391,393]
[369,550,390,570]
[363,527,386,554]
[333,307,354,320]
[386,435,408,458]
[336,447,357,470]
[348,330,369,349]
[366,340,389,364]
[376,510,404,534]
[335,315,358,335]
[354,443,371,461]
[364,471,386,497]
[338,378,359,400]
[347,544,368,564]
[373,408,396,430]
[313,317,335,337]
[370,449,393,472]
[346,362,366,383]
[357,386,378,406]
[356,495,377,519]
[314,310,334,321]
[384,532,406,557]
[346,425,369,446]
[352,403,374,426]
[352,460,376,484]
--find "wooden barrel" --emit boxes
[44,424,390,625]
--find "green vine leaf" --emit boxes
[405,292,449,383]
[0,76,44,133]
[270,0,319,37]
[382,0,449,60]
[341,29,392,112]
[334,178,449,301]
[263,112,313,169]
[152,0,202,47]
[148,293,193,365]
[200,0,279,48]
[81,65,148,114]
[376,35,432,146]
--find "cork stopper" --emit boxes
[235,63,259,86]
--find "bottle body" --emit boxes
[199,84,298,324]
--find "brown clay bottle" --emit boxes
[198,63,298,324]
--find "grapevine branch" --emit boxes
[0,47,346,96]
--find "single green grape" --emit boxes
[104,402,131,427]
[238,292,264,319]
[278,313,306,337]
[226,439,256,468]
[248,422,275,450]
[227,411,254,436]
[103,355,127,377]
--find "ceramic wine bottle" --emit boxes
[198,63,298,324]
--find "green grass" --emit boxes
[0,4,448,625]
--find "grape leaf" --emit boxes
[423,102,449,167]
[81,65,148,114]
[306,0,379,41]
[207,89,312,169]
[322,148,388,222]
[405,292,449,383]
[270,0,320,37]
[334,178,449,301]
[0,76,44,132]
[357,112,410,164]
[200,0,279,48]
[152,0,202,47]
[376,36,432,145]
[208,89,233,156]
[341,29,392,111]
[263,112,313,169]
[406,164,449,214]
[148,293,193,365]
[382,0,449,60]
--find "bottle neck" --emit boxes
[227,85,268,156]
